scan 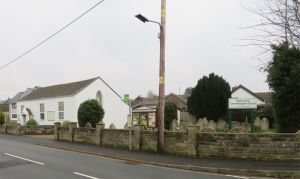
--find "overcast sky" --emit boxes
[0,0,270,99]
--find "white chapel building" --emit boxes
[15,77,128,128]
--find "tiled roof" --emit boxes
[10,92,25,103]
[21,78,98,101]
[255,92,273,104]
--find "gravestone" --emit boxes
[208,120,217,131]
[202,117,208,127]
[254,117,261,128]
[109,123,116,129]
[170,119,178,131]
[241,122,251,132]
[201,127,216,133]
[232,121,240,128]
[217,119,226,130]
[260,118,269,131]
[85,122,92,128]
[229,127,245,133]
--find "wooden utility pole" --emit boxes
[157,0,166,153]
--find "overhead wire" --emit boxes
[0,0,105,71]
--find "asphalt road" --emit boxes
[0,137,252,179]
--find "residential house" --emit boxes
[9,89,33,122]
[16,77,128,128]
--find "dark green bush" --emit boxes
[0,112,5,125]
[267,43,300,132]
[164,102,177,129]
[26,119,38,126]
[187,73,231,121]
[78,99,105,128]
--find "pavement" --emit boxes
[1,134,300,178]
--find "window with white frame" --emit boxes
[12,114,17,118]
[58,102,64,120]
[40,103,45,120]
[11,103,16,109]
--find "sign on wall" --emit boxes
[148,112,156,128]
[228,98,257,109]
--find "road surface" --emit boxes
[0,136,252,179]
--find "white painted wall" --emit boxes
[15,78,128,128]
[232,88,265,106]
[75,78,128,129]
[9,103,18,121]
[17,96,75,125]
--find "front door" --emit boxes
[22,115,26,125]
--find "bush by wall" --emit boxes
[0,112,5,125]
[26,119,38,126]
[62,120,71,128]
[78,99,105,128]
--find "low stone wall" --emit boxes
[53,123,300,160]
[6,124,22,135]
[73,128,96,144]
[164,131,189,156]
[141,130,157,152]
[22,125,54,135]
[102,129,130,149]
[0,125,6,133]
[58,128,71,141]
[0,124,54,135]
[197,133,300,160]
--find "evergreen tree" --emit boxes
[267,43,300,133]
[78,99,105,128]
[187,73,231,121]
[164,102,177,129]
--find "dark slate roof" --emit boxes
[20,78,98,101]
[255,92,273,104]
[10,92,25,103]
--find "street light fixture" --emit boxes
[135,4,166,153]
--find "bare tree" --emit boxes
[246,0,300,47]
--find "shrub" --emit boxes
[26,119,38,126]
[62,120,70,128]
[78,99,105,128]
[267,43,300,132]
[187,73,231,122]
[0,112,5,125]
[164,102,177,129]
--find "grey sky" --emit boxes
[0,0,269,99]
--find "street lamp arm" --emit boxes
[148,20,162,29]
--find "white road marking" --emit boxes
[4,153,45,165]
[73,172,100,179]
[226,175,249,179]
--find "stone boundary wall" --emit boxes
[141,130,157,152]
[197,133,300,160]
[0,124,54,135]
[53,123,300,160]
[73,128,96,144]
[102,129,130,149]
[22,125,54,135]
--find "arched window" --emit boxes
[96,91,103,105]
